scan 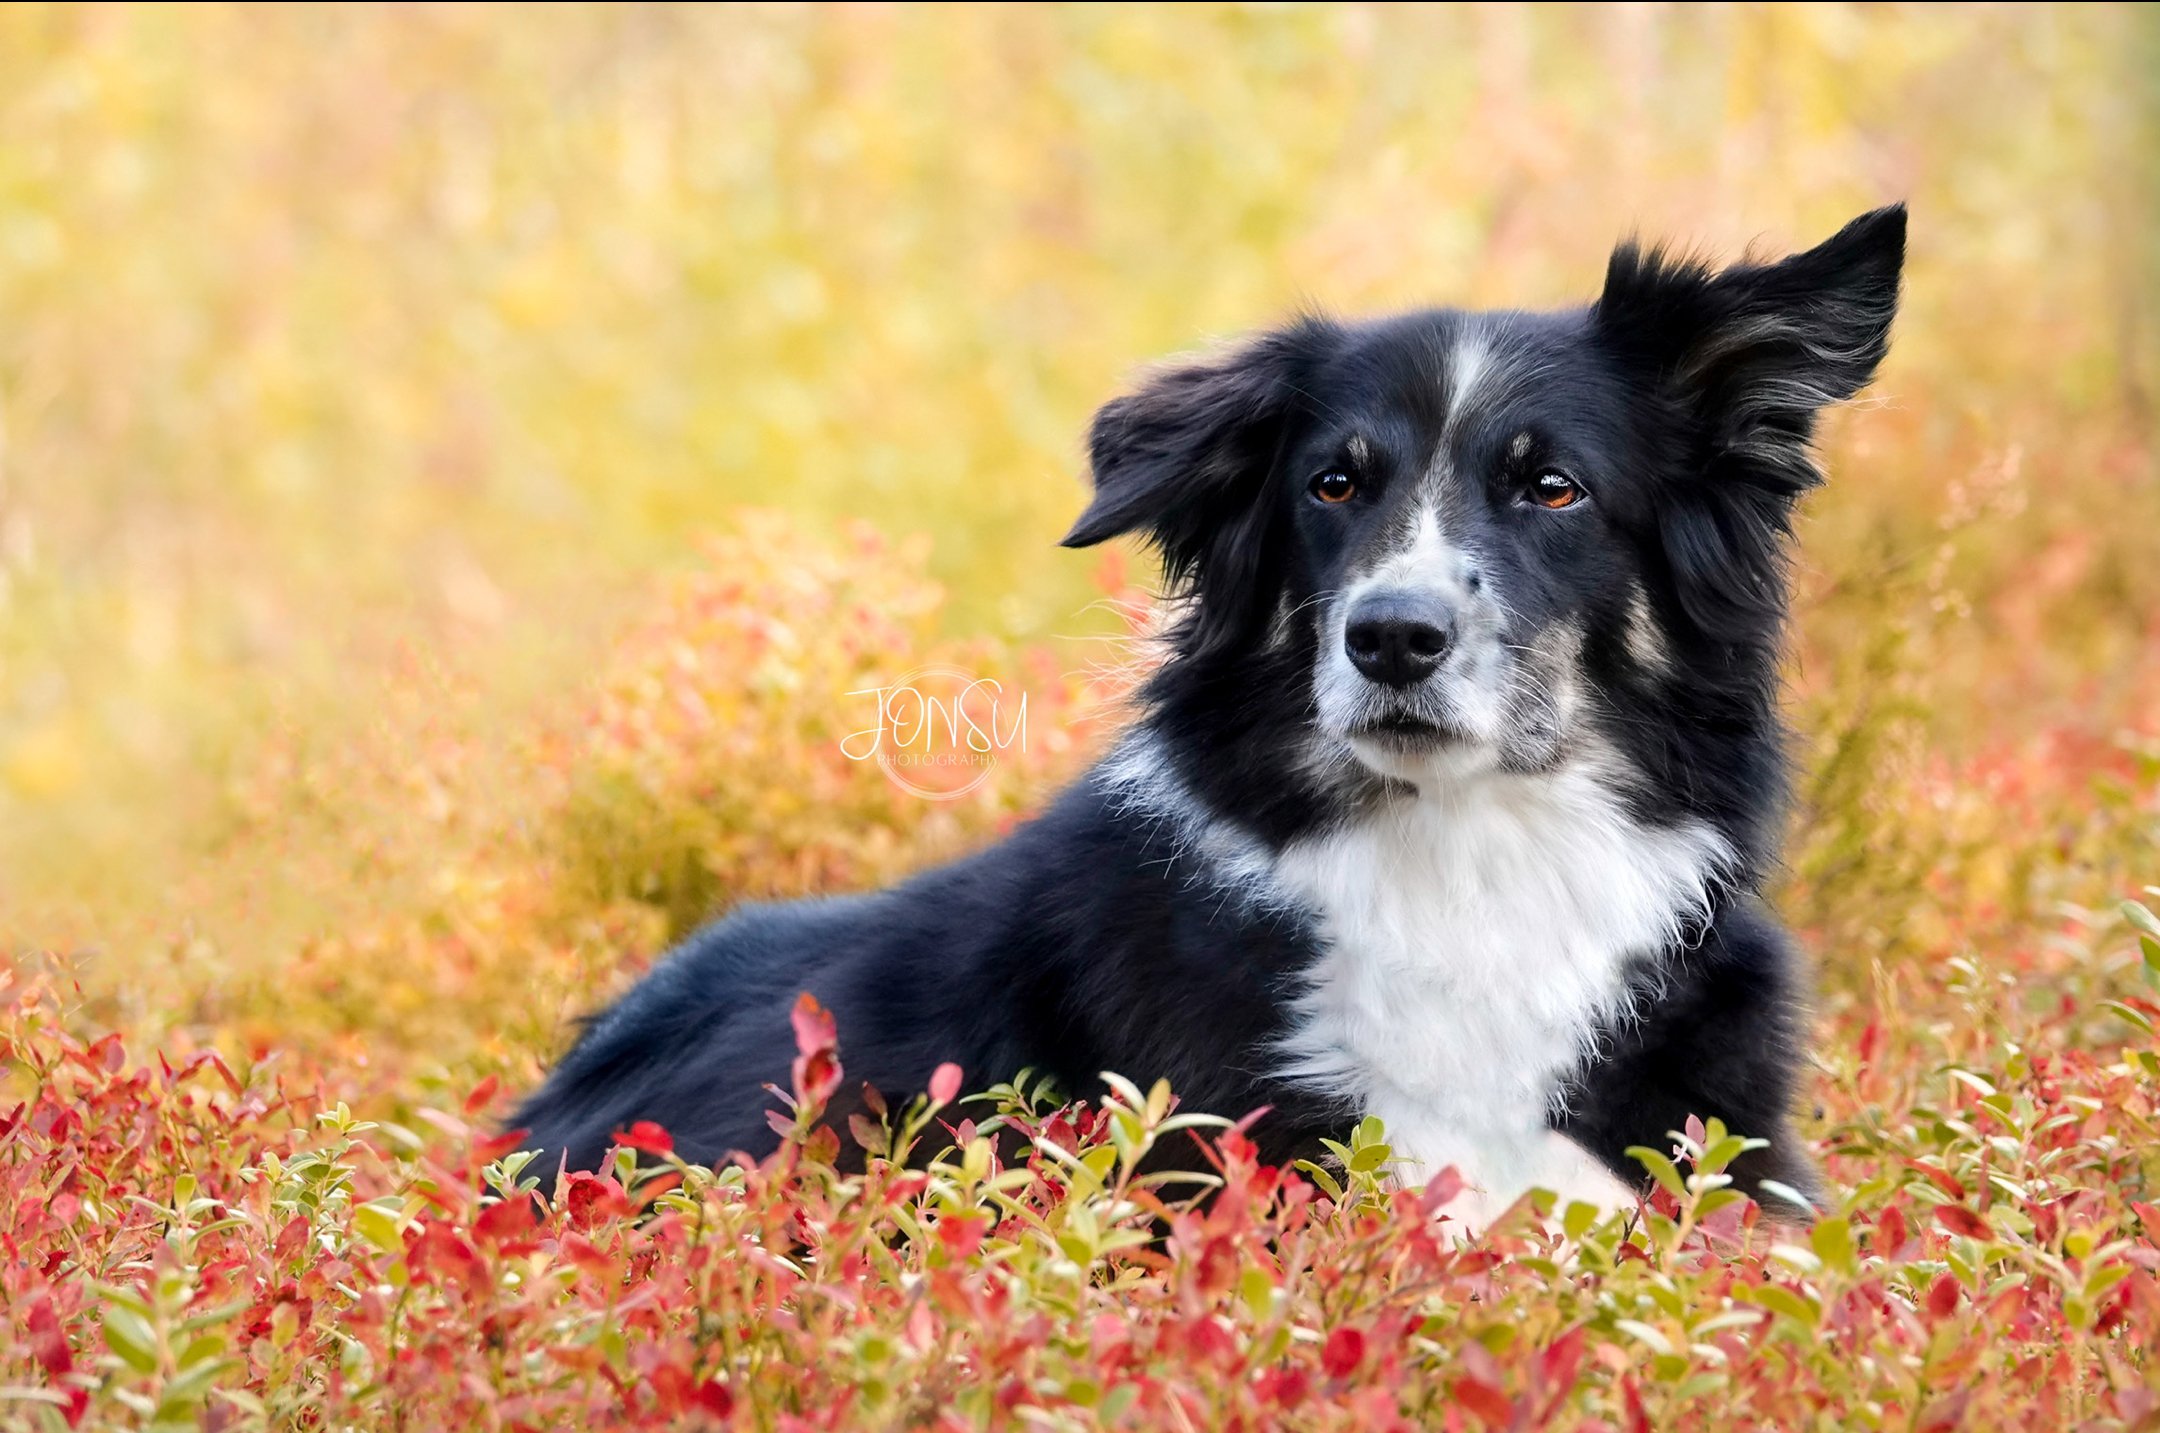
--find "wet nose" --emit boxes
[1344,592,1453,687]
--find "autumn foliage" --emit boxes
[5,5,2160,1430]
[7,505,2160,1429]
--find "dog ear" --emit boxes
[1594,205,1905,640]
[1063,318,1336,658]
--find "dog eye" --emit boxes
[1526,471,1585,510]
[1310,472,1357,504]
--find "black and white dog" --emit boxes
[517,207,1904,1226]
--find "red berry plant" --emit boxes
[6,512,2160,1430]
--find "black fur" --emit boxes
[514,208,1906,1207]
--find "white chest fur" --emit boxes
[1268,756,1732,1227]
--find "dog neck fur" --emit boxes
[1103,725,1733,1230]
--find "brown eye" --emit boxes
[1310,472,1357,504]
[1528,471,1585,510]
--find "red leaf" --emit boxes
[1917,1389,1971,1433]
[473,1128,531,1165]
[790,992,837,1058]
[691,1380,734,1418]
[1420,1164,1468,1216]
[1927,1272,1962,1319]
[272,1215,312,1263]
[1451,1374,1515,1428]
[1534,1326,1586,1411]
[462,1074,501,1115]
[794,1047,842,1110]
[1321,1326,1366,1379]
[803,1120,842,1167]
[937,1214,987,1260]
[1185,1315,1239,1367]
[474,1197,537,1247]
[1905,1160,1969,1200]
[2096,1282,2134,1337]
[1256,1366,1312,1409]
[559,1231,617,1276]
[563,1171,631,1229]
[25,1291,71,1379]
[202,1051,243,1094]
[1936,1205,1991,1241]
[613,1120,674,1156]
[408,1220,486,1293]
[929,1062,963,1106]
[1875,1205,1908,1258]
[1857,1019,1883,1068]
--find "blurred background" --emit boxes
[1,5,2154,1096]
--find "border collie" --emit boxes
[516,206,1905,1227]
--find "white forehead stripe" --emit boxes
[1365,502,1470,594]
[1442,326,1494,432]
[1447,333,1491,424]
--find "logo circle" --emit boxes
[870,664,1011,802]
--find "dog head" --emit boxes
[1065,207,1904,787]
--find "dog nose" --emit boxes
[1344,593,1453,687]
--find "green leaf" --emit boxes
[1692,1310,1765,1338]
[1694,1187,1746,1219]
[1810,1216,1856,1275]
[1613,1319,1673,1356]
[2085,1263,2132,1300]
[2123,900,2160,940]
[176,1298,249,1335]
[1756,1180,1816,1216]
[2102,1001,2153,1036]
[102,1304,159,1373]
[1156,1112,1233,1134]
[1098,1071,1147,1113]
[1347,1142,1391,1174]
[1293,1160,1343,1201]
[177,1332,227,1369]
[1696,1135,1752,1175]
[352,1201,406,1254]
[1750,1283,1820,1328]
[1769,1243,1823,1275]
[1626,1146,1686,1200]
[158,1355,237,1412]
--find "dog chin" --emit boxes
[1342,718,1501,786]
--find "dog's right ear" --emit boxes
[1594,206,1905,642]
[1063,318,1335,657]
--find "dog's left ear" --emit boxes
[1063,317,1337,658]
[1594,205,1905,638]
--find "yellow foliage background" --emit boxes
[0,4,2155,1094]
